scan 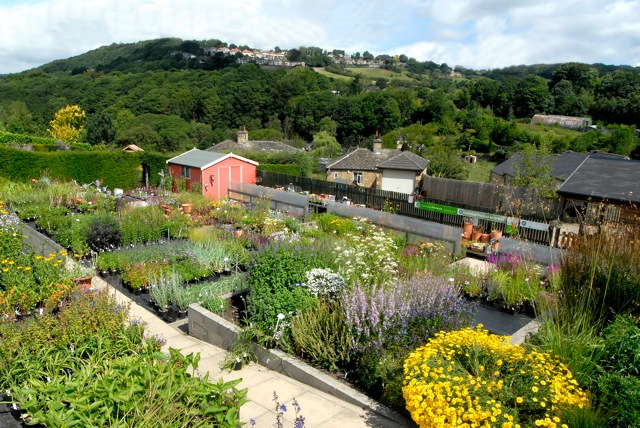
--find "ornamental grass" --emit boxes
[403,326,589,428]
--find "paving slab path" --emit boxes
[93,276,411,428]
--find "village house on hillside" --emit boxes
[208,127,301,154]
[326,135,429,193]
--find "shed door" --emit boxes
[218,165,242,198]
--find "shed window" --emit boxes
[181,166,191,179]
[353,172,362,184]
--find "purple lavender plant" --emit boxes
[341,272,475,353]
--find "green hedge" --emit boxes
[0,146,141,189]
[0,131,92,151]
[258,164,302,176]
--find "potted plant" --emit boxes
[149,284,170,316]
[73,262,96,288]
[173,286,195,319]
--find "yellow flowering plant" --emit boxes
[403,326,589,428]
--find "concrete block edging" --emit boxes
[187,303,409,426]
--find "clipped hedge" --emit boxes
[0,131,92,151]
[0,146,141,189]
[258,164,302,176]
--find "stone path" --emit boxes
[93,276,411,428]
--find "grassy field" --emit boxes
[345,67,416,82]
[313,67,419,84]
[467,159,496,183]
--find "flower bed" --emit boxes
[403,326,589,428]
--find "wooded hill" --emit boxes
[1,37,639,163]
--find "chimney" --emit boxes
[237,125,248,144]
[373,130,382,153]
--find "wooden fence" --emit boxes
[258,170,556,246]
[423,175,562,219]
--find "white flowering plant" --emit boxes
[304,268,346,298]
[333,225,398,288]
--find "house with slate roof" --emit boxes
[325,135,429,192]
[166,148,258,200]
[557,155,640,227]
[491,150,627,186]
[208,127,300,154]
[491,150,589,186]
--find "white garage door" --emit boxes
[381,169,415,193]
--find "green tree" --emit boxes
[318,116,337,137]
[84,111,117,146]
[1,100,34,134]
[427,147,469,180]
[513,76,553,118]
[312,130,342,158]
[511,141,558,200]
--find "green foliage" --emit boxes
[258,164,302,176]
[599,314,640,376]
[427,147,470,180]
[510,141,559,200]
[593,373,640,428]
[247,242,323,332]
[0,146,144,189]
[290,300,353,371]
[312,130,342,158]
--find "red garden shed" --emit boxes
[166,148,258,200]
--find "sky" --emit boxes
[1,0,639,74]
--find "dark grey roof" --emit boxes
[208,140,301,153]
[492,151,589,182]
[377,151,429,171]
[327,148,402,171]
[558,156,640,204]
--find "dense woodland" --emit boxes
[1,37,639,169]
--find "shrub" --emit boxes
[403,326,589,428]
[247,241,321,334]
[333,225,398,288]
[341,272,474,355]
[592,373,640,428]
[290,300,353,371]
[303,268,346,298]
[85,212,121,252]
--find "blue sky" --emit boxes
[1,0,639,74]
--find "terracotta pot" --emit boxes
[480,233,491,243]
[491,229,503,241]
[492,241,501,251]
[235,229,244,238]
[75,276,93,287]
[472,231,483,241]
[463,221,473,239]
[181,203,193,214]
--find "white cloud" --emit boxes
[0,0,639,74]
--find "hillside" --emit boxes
[0,38,638,162]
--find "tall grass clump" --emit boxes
[557,225,640,326]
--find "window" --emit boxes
[334,172,338,179]
[180,166,191,179]
[353,172,362,184]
